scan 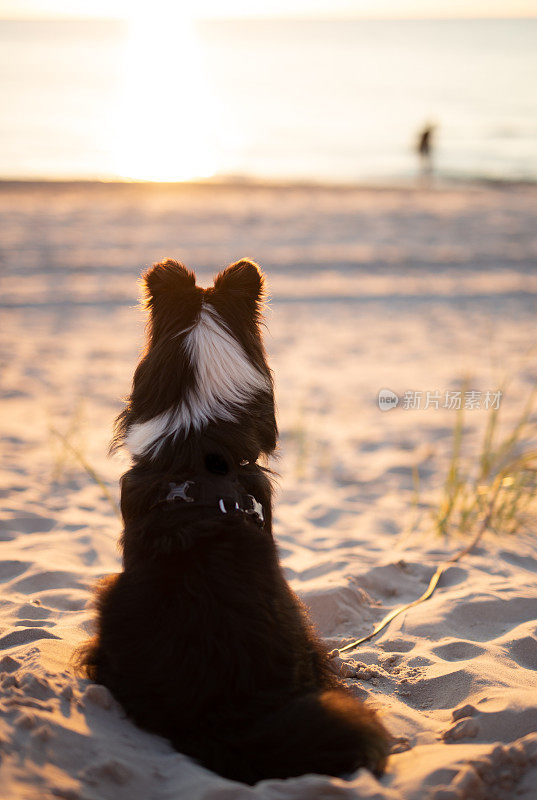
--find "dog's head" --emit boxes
[115,259,277,465]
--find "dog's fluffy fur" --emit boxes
[79,258,389,783]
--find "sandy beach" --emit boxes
[1,180,537,799]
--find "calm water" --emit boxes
[0,18,536,182]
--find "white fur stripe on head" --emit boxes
[125,304,269,458]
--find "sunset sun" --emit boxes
[113,9,220,181]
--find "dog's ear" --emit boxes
[143,259,196,305]
[213,259,264,306]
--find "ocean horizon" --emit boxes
[1,17,536,184]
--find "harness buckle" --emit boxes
[244,495,264,524]
[166,481,194,503]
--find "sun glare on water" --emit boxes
[114,9,220,181]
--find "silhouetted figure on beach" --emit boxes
[416,123,435,184]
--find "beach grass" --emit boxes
[434,381,537,539]
[50,399,86,483]
[50,421,121,519]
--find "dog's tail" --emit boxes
[200,689,389,784]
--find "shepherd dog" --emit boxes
[79,257,389,783]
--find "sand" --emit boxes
[1,180,537,799]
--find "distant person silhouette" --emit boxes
[416,123,435,184]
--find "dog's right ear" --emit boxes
[143,259,196,306]
[213,259,264,306]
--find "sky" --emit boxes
[2,0,537,19]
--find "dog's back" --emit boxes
[83,498,387,783]
[80,259,389,783]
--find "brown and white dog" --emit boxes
[80,258,389,783]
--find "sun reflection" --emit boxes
[113,9,219,181]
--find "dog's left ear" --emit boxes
[143,259,197,307]
[213,259,264,306]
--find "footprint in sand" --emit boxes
[307,506,342,527]
[508,635,537,670]
[15,603,53,621]
[303,584,374,637]
[80,546,99,566]
[398,668,474,710]
[14,620,55,628]
[432,641,486,661]
[438,565,467,587]
[499,549,537,573]
[379,638,416,653]
[414,595,537,642]
[11,570,85,594]
[0,628,60,650]
[299,561,350,580]
[0,514,56,535]
[0,654,21,672]
[0,560,31,581]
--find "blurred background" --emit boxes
[1,0,536,184]
[1,0,536,489]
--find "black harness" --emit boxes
[149,472,265,527]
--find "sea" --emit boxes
[0,17,536,183]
